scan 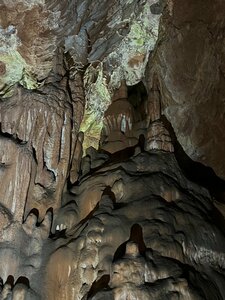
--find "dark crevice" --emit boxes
[100,145,136,164]
[161,115,225,203]
[49,230,67,240]
[211,205,225,235]
[32,147,38,165]
[130,223,146,255]
[46,207,53,215]
[43,164,57,183]
[87,274,110,298]
[76,145,136,182]
[102,186,116,205]
[61,200,78,209]
[25,208,39,220]
[5,275,14,287]
[182,266,223,300]
[113,240,127,262]
[0,124,27,145]
[15,276,30,288]
[0,204,13,222]
[113,202,127,209]
[127,81,148,106]
[138,134,146,152]
[113,223,146,261]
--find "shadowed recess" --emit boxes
[5,275,14,287]
[87,274,110,298]
[15,276,30,288]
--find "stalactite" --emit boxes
[0,1,225,299]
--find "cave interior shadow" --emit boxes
[161,115,225,202]
[161,115,225,233]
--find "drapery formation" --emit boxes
[0,0,225,299]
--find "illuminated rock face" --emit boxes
[1,147,225,299]
[152,0,225,179]
[0,0,225,299]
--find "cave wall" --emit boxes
[0,0,225,299]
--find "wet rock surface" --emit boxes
[1,145,225,299]
[43,151,225,299]
[1,0,225,176]
[0,0,225,299]
[152,0,225,179]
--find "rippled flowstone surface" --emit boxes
[0,147,225,299]
[0,0,225,299]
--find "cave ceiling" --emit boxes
[1,0,225,179]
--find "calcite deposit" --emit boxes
[0,0,225,299]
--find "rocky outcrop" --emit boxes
[0,0,225,299]
[151,0,225,179]
[2,146,225,299]
[1,0,225,177]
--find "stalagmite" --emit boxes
[144,74,174,152]
[0,0,225,299]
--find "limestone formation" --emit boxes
[145,120,174,152]
[101,81,137,153]
[0,0,225,299]
[144,74,174,152]
[70,131,84,185]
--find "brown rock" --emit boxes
[70,131,84,184]
[0,1,225,300]
[152,0,225,178]
[145,120,174,152]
